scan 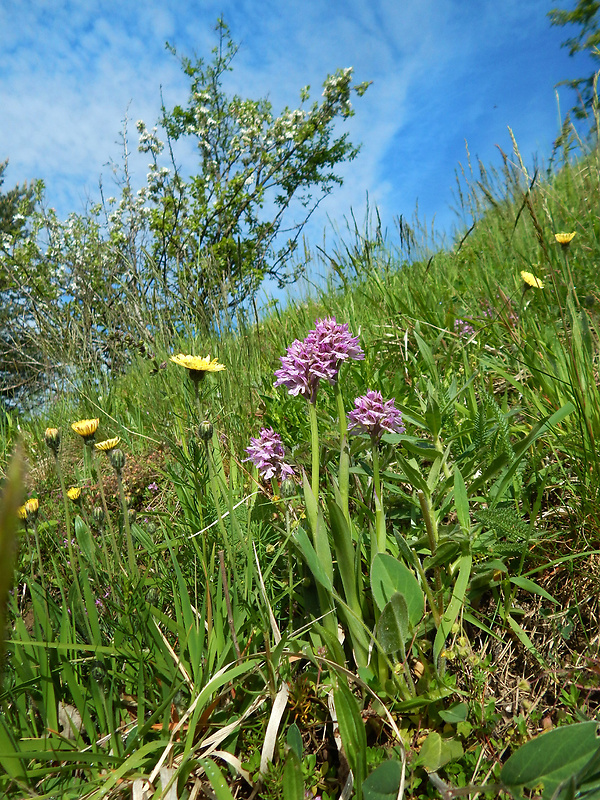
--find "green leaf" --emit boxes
[453,467,470,533]
[283,749,305,800]
[376,593,409,653]
[362,760,404,800]
[414,731,463,771]
[507,615,547,667]
[490,403,574,504]
[434,554,472,665]
[0,446,21,671]
[501,722,600,800]
[74,515,97,570]
[328,498,359,613]
[439,702,469,724]
[292,526,333,592]
[414,331,437,380]
[0,715,28,781]
[370,553,424,627]
[510,576,559,605]
[334,680,367,800]
[286,723,303,760]
[201,758,236,800]
[394,453,429,494]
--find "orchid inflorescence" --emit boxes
[274,316,364,404]
[347,390,405,441]
[250,318,403,485]
[244,427,295,482]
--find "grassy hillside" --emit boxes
[2,130,600,799]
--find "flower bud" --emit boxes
[45,427,61,453]
[198,420,214,442]
[280,478,296,498]
[109,448,126,473]
[92,507,105,524]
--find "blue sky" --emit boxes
[0,0,595,266]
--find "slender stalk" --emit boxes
[116,472,138,578]
[53,450,91,639]
[418,489,443,614]
[191,375,204,419]
[53,454,83,580]
[204,438,233,566]
[412,551,442,629]
[433,433,452,480]
[218,549,241,660]
[372,438,387,556]
[308,401,320,533]
[92,450,119,572]
[335,382,351,523]
[31,521,44,590]
[54,454,73,558]
[285,503,294,631]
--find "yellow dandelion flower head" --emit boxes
[170,354,226,374]
[71,418,100,438]
[67,487,82,502]
[95,437,121,452]
[20,498,40,521]
[521,270,544,289]
[554,231,576,246]
[25,498,39,514]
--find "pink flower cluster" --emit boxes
[274,317,364,404]
[454,319,476,338]
[347,390,405,441]
[244,427,295,481]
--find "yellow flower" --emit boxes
[71,418,100,441]
[19,497,40,522]
[554,231,576,247]
[95,437,121,452]
[521,270,544,289]
[170,354,226,381]
[67,487,82,502]
[25,498,39,515]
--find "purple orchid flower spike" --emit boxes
[347,390,405,442]
[274,317,364,403]
[244,427,295,482]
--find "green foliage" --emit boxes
[549,1,600,120]
[362,760,404,800]
[0,161,42,409]
[139,19,369,319]
[501,721,600,800]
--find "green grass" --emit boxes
[2,127,600,799]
